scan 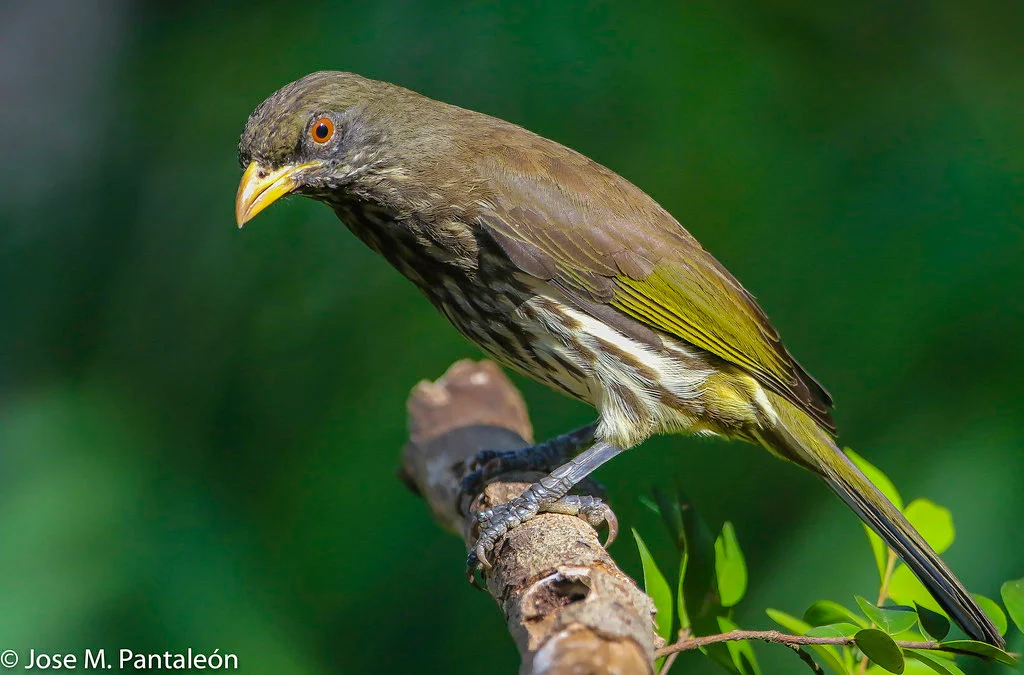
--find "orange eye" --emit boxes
[311,117,335,143]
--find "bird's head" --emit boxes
[235,71,436,227]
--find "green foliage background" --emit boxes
[1,1,1021,672]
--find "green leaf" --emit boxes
[632,529,674,647]
[971,593,1007,636]
[867,662,942,675]
[805,600,868,628]
[696,619,743,675]
[938,640,1018,667]
[847,448,902,580]
[1000,578,1024,635]
[865,527,890,584]
[675,487,717,625]
[701,647,742,675]
[856,596,919,635]
[903,499,955,555]
[865,663,933,675]
[714,521,747,607]
[676,492,737,675]
[846,449,904,511]
[633,540,679,675]
[855,628,905,674]
[717,616,762,675]
[914,603,950,641]
[649,488,694,631]
[766,608,812,634]
[888,565,944,615]
[652,486,684,550]
[766,609,850,675]
[806,623,862,638]
[676,544,690,631]
[904,650,966,675]
[639,495,661,515]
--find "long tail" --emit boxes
[761,393,1004,648]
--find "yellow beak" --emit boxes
[234,161,320,228]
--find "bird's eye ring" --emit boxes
[311,117,335,144]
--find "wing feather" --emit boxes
[472,131,835,432]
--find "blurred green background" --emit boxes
[1,0,1021,672]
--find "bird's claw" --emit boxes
[458,446,542,503]
[465,448,504,473]
[542,494,619,548]
[582,498,619,548]
[458,448,513,509]
[466,494,618,582]
[465,551,486,589]
[473,499,534,568]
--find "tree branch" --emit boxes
[656,629,1019,660]
[399,360,657,675]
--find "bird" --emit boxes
[234,70,1003,647]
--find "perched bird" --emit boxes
[235,71,1002,647]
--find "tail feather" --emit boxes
[764,395,1004,648]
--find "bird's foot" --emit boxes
[458,422,597,504]
[465,440,624,586]
[466,492,617,581]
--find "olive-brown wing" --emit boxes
[474,138,835,432]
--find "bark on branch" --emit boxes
[399,360,657,675]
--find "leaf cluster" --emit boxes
[634,453,1022,674]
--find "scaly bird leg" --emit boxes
[466,495,617,583]
[458,421,598,501]
[469,440,624,572]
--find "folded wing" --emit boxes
[474,134,835,433]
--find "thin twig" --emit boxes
[656,629,1019,660]
[658,628,690,674]
[788,644,825,674]
[876,550,899,606]
[658,629,927,656]
[859,550,900,674]
[658,648,680,675]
